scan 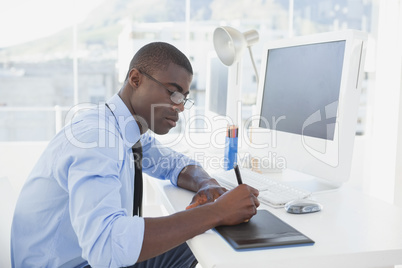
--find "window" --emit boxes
[0,0,378,141]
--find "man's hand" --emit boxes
[213,184,260,225]
[186,180,227,210]
[177,165,228,209]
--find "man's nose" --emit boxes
[173,102,185,113]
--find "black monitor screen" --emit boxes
[259,40,345,140]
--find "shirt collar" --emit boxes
[106,94,141,148]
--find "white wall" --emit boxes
[366,0,402,205]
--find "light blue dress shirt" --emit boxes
[11,94,198,268]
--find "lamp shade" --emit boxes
[213,26,259,66]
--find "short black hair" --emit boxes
[125,42,193,81]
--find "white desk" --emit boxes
[148,178,402,268]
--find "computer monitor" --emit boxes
[252,30,367,192]
[204,53,236,137]
[205,53,229,117]
[191,53,231,152]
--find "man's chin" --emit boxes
[151,126,172,135]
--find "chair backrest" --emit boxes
[0,176,17,268]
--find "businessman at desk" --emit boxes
[11,42,260,268]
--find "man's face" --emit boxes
[131,63,193,135]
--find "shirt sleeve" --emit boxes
[140,132,201,186]
[56,127,144,267]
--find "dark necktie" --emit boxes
[132,141,143,217]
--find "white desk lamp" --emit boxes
[213,26,259,124]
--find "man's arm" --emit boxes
[138,183,259,262]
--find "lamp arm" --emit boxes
[248,47,259,87]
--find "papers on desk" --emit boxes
[214,210,314,250]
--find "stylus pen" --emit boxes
[233,163,243,185]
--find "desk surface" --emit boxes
[149,178,402,268]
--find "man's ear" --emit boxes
[128,68,141,88]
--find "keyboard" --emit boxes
[212,168,311,208]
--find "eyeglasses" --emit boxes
[139,70,194,109]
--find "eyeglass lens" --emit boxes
[170,91,194,109]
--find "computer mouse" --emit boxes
[284,199,322,214]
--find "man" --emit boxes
[11,42,260,267]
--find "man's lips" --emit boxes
[165,116,178,127]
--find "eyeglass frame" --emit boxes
[138,69,194,109]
